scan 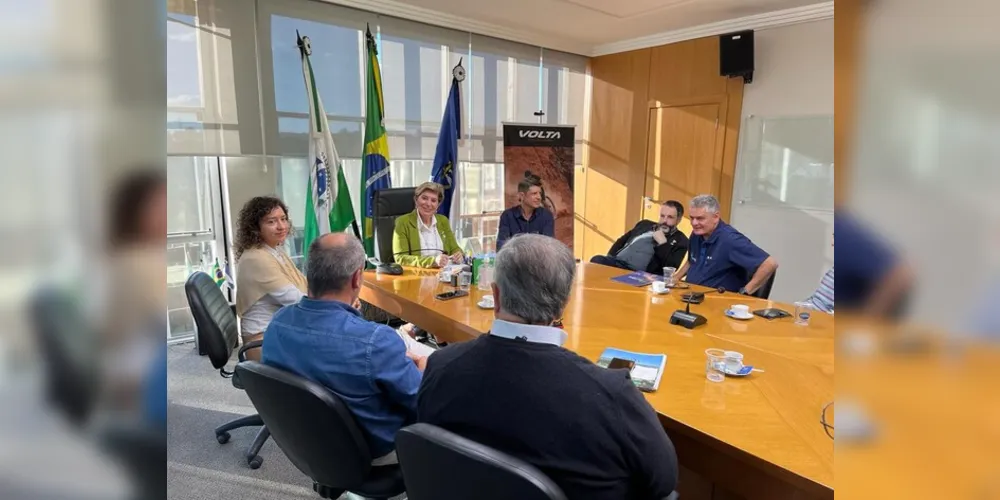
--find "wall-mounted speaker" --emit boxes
[720,30,754,84]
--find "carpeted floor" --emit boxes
[167,341,397,500]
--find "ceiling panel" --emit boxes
[333,0,829,54]
[555,0,696,19]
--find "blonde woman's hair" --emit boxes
[414,182,444,202]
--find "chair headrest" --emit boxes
[184,272,238,369]
[235,362,374,488]
[374,188,416,219]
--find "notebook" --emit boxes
[596,347,668,392]
[610,271,659,287]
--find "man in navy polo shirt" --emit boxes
[676,194,778,294]
[496,178,554,249]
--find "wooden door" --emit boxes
[642,103,724,270]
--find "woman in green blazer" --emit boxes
[392,182,463,268]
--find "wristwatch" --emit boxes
[738,287,749,295]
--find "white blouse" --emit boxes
[417,214,444,258]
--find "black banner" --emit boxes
[503,123,576,249]
[502,123,576,149]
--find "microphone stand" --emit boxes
[670,287,726,329]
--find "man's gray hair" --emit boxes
[494,234,576,324]
[306,234,367,296]
[690,194,721,214]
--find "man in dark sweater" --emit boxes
[591,200,689,275]
[417,234,678,499]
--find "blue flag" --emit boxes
[431,75,462,221]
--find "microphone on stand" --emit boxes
[368,256,404,276]
[679,286,726,305]
[670,287,726,329]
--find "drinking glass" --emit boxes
[794,301,814,326]
[457,271,472,291]
[662,267,676,285]
[705,349,726,383]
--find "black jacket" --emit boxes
[608,220,689,274]
[418,334,679,500]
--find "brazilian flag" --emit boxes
[360,25,391,258]
[211,259,232,289]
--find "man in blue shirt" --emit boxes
[834,212,911,317]
[262,233,425,465]
[676,194,778,294]
[496,178,555,249]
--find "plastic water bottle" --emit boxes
[478,254,494,291]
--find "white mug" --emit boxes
[651,281,668,294]
[731,304,750,316]
[480,294,494,308]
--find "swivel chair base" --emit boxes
[214,414,269,469]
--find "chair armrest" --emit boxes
[238,340,262,362]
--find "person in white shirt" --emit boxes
[391,182,463,268]
[234,196,308,360]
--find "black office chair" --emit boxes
[751,268,777,300]
[29,287,101,427]
[395,423,568,500]
[235,361,406,499]
[373,187,416,263]
[32,287,168,500]
[184,272,270,469]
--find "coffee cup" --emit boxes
[479,294,494,308]
[731,304,750,316]
[651,281,668,294]
[724,350,744,372]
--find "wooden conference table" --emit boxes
[360,263,834,500]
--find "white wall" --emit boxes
[731,19,834,303]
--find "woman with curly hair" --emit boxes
[234,196,307,359]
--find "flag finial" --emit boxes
[365,24,378,55]
[296,31,311,55]
[452,58,465,82]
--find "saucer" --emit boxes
[647,287,669,296]
[725,309,754,320]
[723,365,755,377]
[477,301,494,309]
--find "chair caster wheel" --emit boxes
[216,432,231,444]
[248,456,263,469]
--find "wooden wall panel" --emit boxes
[648,36,729,103]
[581,48,650,259]
[581,36,744,260]
[835,0,864,205]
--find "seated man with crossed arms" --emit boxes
[591,200,689,274]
